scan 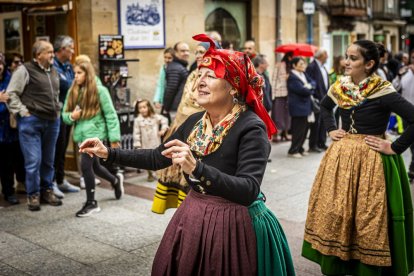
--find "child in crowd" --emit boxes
[153,48,174,109]
[133,99,168,181]
[62,55,123,217]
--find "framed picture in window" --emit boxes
[0,12,23,56]
[117,0,165,49]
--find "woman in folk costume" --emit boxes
[302,40,414,275]
[151,41,215,214]
[79,34,295,276]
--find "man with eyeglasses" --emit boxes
[52,35,80,197]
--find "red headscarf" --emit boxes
[193,34,277,138]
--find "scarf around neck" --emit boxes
[328,73,395,109]
[187,104,246,157]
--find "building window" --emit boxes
[332,32,349,57]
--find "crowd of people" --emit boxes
[0,30,413,275]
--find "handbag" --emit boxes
[5,103,17,128]
[9,113,17,128]
[310,95,320,114]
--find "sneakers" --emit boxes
[288,153,303,158]
[76,200,101,217]
[58,179,80,193]
[27,194,40,211]
[52,182,65,199]
[79,177,101,189]
[40,189,63,206]
[301,152,309,156]
[4,195,19,205]
[112,173,124,200]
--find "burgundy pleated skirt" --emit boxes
[152,189,257,276]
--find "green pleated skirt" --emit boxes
[302,154,414,276]
[248,195,296,276]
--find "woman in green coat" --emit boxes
[62,55,122,217]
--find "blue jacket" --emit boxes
[0,70,18,143]
[53,57,74,105]
[287,72,315,117]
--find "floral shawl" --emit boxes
[328,74,395,109]
[187,104,246,157]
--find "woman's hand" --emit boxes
[161,139,196,175]
[71,105,82,121]
[154,102,162,109]
[329,129,346,141]
[365,136,396,155]
[79,138,109,159]
[0,91,9,103]
[110,141,120,148]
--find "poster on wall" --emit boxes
[99,34,125,59]
[118,0,165,49]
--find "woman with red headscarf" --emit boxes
[79,34,294,276]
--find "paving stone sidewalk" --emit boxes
[0,140,412,275]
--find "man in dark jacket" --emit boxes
[162,41,190,123]
[253,55,272,112]
[306,48,329,152]
[7,40,62,211]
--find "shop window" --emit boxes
[205,1,247,49]
[0,11,23,56]
[205,7,242,49]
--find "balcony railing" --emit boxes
[325,0,367,17]
[372,0,399,19]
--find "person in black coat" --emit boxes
[253,54,272,112]
[162,42,190,123]
[287,57,315,158]
[306,48,329,152]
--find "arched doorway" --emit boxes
[205,8,242,50]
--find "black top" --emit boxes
[306,60,329,100]
[105,109,271,206]
[163,58,188,112]
[320,92,414,154]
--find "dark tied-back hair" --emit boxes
[352,40,381,75]
[282,51,294,73]
[290,56,305,67]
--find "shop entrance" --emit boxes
[0,0,77,61]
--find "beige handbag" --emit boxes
[9,113,17,128]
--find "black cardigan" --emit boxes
[320,91,414,154]
[105,109,271,206]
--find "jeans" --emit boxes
[18,115,60,196]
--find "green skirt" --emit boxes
[302,154,414,275]
[248,195,296,276]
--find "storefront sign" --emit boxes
[117,0,165,49]
[99,34,124,59]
